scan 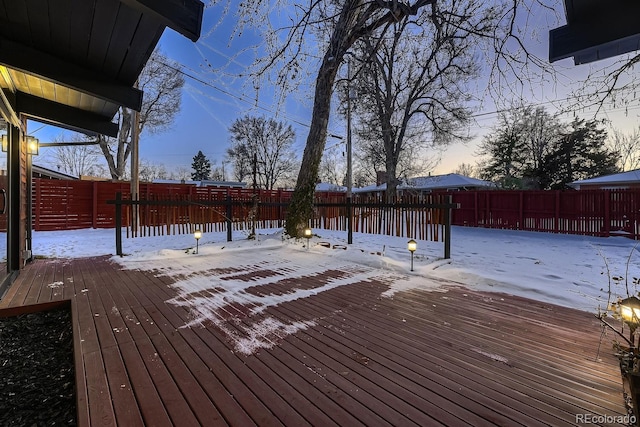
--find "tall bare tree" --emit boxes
[219,0,555,236]
[171,166,192,181]
[319,145,347,186]
[454,163,477,178]
[608,127,640,172]
[96,49,184,179]
[227,115,297,190]
[138,160,169,182]
[348,0,499,197]
[52,135,105,178]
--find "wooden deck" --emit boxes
[0,255,630,426]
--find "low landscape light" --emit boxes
[408,239,417,271]
[620,297,640,328]
[194,229,202,254]
[303,227,312,249]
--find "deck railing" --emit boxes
[107,192,457,258]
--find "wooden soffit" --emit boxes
[550,0,640,65]
[0,0,203,137]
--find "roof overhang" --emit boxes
[549,0,640,65]
[0,0,203,137]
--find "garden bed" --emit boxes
[0,302,76,426]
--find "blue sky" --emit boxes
[32,4,316,175]
[31,2,640,178]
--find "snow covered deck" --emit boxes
[0,255,630,426]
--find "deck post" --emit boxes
[444,195,453,259]
[226,194,233,242]
[115,192,123,256]
[347,195,353,244]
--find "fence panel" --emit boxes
[31,180,640,240]
[33,180,94,230]
[449,189,640,240]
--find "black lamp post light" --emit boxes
[194,229,202,254]
[303,227,312,250]
[407,239,417,271]
[598,296,640,410]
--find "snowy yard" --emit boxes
[31,225,640,315]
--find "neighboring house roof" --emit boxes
[32,164,77,180]
[152,179,198,185]
[569,169,640,189]
[353,173,494,193]
[151,179,247,188]
[353,183,386,193]
[403,174,495,190]
[315,182,347,192]
[199,180,246,188]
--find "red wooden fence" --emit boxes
[29,179,640,240]
[449,189,640,239]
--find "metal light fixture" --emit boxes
[26,136,39,155]
[1,135,39,155]
[303,227,312,249]
[194,229,202,254]
[621,296,640,327]
[407,239,417,271]
[619,296,640,349]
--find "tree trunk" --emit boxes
[98,109,133,180]
[284,0,364,237]
[285,58,340,237]
[283,0,432,236]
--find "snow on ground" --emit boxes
[31,225,640,311]
[30,225,640,353]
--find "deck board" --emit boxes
[0,255,631,426]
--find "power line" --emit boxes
[153,54,639,148]
[153,58,346,139]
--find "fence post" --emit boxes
[92,181,98,229]
[519,191,524,230]
[473,191,478,226]
[226,194,233,242]
[347,195,353,244]
[604,191,611,237]
[444,195,452,259]
[554,191,560,234]
[115,192,123,256]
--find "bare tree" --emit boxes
[319,145,347,186]
[96,49,184,179]
[454,163,477,177]
[139,160,169,182]
[52,135,105,177]
[227,115,298,190]
[219,0,555,236]
[170,166,192,182]
[226,142,252,183]
[608,127,640,172]
[354,134,439,185]
[519,106,563,176]
[348,0,500,198]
